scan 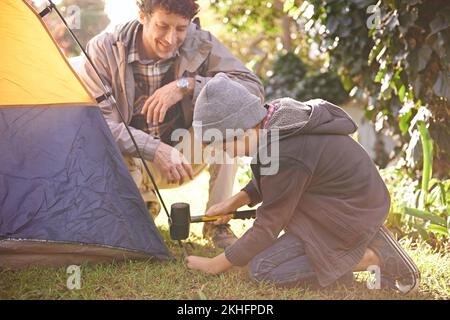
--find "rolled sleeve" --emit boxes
[241,180,262,207]
[108,119,161,161]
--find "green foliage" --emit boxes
[298,0,450,176]
[209,0,449,176]
[208,1,349,105]
[210,0,285,36]
[382,167,449,251]
[265,52,349,104]
[208,0,311,76]
[236,160,253,188]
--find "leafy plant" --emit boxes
[236,159,253,189]
[400,107,449,249]
[295,0,450,177]
[208,0,312,77]
[265,52,349,104]
[382,166,449,251]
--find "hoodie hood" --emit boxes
[266,98,358,137]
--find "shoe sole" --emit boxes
[203,224,238,249]
[379,226,420,294]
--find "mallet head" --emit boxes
[169,202,191,240]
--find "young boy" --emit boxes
[185,73,420,293]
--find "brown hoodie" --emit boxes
[225,98,390,287]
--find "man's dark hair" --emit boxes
[137,0,199,20]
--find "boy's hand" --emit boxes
[185,256,215,274]
[205,201,234,225]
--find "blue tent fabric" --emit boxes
[0,105,172,261]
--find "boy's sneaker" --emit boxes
[203,223,238,249]
[369,226,420,294]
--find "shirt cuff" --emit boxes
[142,135,161,161]
[192,75,211,103]
[241,181,262,207]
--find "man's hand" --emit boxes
[153,142,194,185]
[185,253,233,274]
[141,78,194,125]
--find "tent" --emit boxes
[0,0,173,269]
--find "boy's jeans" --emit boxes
[249,233,353,287]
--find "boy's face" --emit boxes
[221,129,259,158]
[139,8,190,60]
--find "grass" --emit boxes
[1,172,449,300]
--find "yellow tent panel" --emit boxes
[0,0,95,106]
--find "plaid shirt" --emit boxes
[128,25,178,115]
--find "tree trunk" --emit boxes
[275,0,292,51]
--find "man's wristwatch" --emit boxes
[176,77,190,95]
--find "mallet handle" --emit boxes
[190,209,256,223]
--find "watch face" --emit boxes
[178,78,189,88]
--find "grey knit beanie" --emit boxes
[193,73,267,143]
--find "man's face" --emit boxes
[139,8,190,60]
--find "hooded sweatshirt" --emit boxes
[225,98,390,287]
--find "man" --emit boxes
[186,73,420,294]
[77,0,264,248]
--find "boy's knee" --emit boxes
[248,256,269,282]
